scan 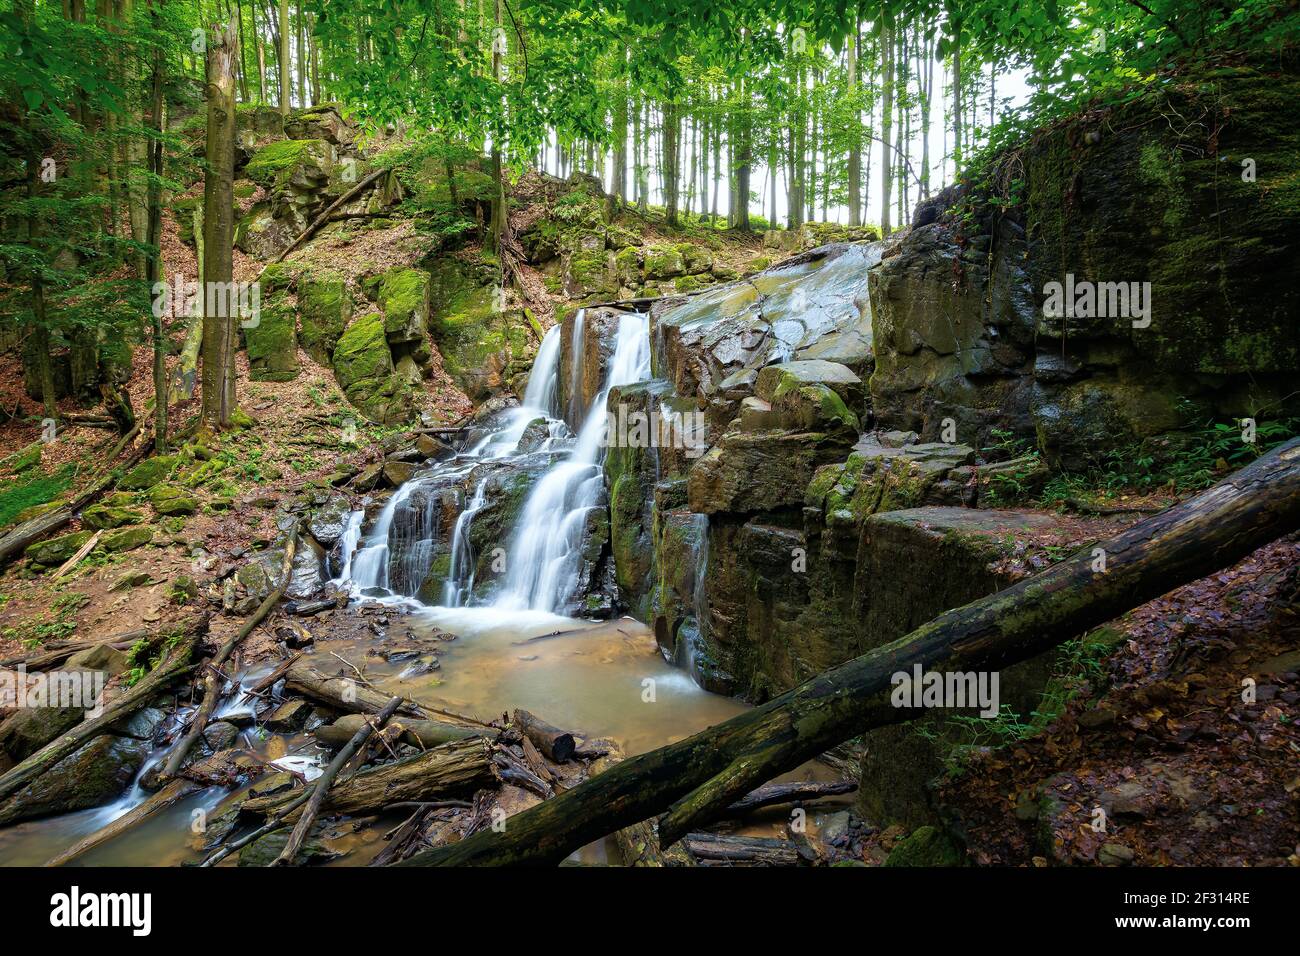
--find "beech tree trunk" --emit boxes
[401,438,1300,866]
[201,17,238,429]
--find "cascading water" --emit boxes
[491,312,650,613]
[332,311,650,615]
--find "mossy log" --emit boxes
[401,438,1300,866]
[0,630,200,803]
[240,736,497,821]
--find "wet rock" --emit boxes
[383,460,415,487]
[263,700,313,732]
[237,829,340,866]
[0,734,147,825]
[202,721,241,751]
[416,433,454,460]
[308,495,352,548]
[516,417,550,454]
[112,706,167,742]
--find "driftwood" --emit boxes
[401,438,1300,865]
[241,736,497,822]
[314,714,492,750]
[273,168,385,262]
[274,695,404,865]
[45,778,202,867]
[0,630,199,803]
[159,532,298,782]
[284,659,424,718]
[512,709,575,763]
[683,833,813,866]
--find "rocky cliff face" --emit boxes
[577,62,1299,831]
[871,64,1300,468]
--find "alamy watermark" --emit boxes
[1,665,106,716]
[152,275,261,328]
[603,403,707,458]
[890,664,1000,718]
[1042,273,1151,329]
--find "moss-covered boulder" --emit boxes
[883,826,963,867]
[243,138,332,190]
[119,454,178,490]
[0,734,148,825]
[25,530,94,566]
[298,268,352,365]
[149,485,199,517]
[81,504,144,530]
[331,312,412,424]
[644,243,686,278]
[244,293,300,382]
[374,268,431,346]
[427,258,531,401]
[101,526,154,553]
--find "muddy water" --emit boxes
[324,607,749,755]
[0,606,761,866]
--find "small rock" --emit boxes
[264,699,313,733]
[1097,843,1135,866]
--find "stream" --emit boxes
[0,310,793,866]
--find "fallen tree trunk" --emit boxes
[722,780,858,818]
[0,631,200,802]
[273,168,385,263]
[684,833,813,866]
[314,714,492,750]
[159,532,297,782]
[284,660,426,718]
[45,778,202,867]
[275,695,404,865]
[401,438,1300,866]
[513,709,575,763]
[0,633,145,671]
[241,736,498,821]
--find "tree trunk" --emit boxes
[278,0,290,114]
[200,17,238,429]
[399,438,1300,865]
[879,5,894,237]
[847,25,861,227]
[241,737,497,821]
[146,0,167,455]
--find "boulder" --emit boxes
[0,734,147,825]
[298,268,352,365]
[308,495,353,548]
[119,454,179,490]
[81,504,144,530]
[331,312,413,425]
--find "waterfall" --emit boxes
[332,313,651,614]
[492,312,650,613]
[328,510,364,582]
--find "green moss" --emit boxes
[101,526,154,553]
[243,139,326,187]
[298,268,351,364]
[375,268,430,342]
[883,826,962,867]
[119,455,179,491]
[0,467,72,527]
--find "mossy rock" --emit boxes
[0,734,148,826]
[243,138,331,188]
[24,530,94,567]
[149,485,199,517]
[644,243,686,278]
[245,296,300,382]
[81,504,144,530]
[4,442,42,473]
[426,258,521,400]
[883,826,963,867]
[101,526,154,553]
[119,455,179,490]
[298,268,352,365]
[332,312,412,424]
[375,268,430,345]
